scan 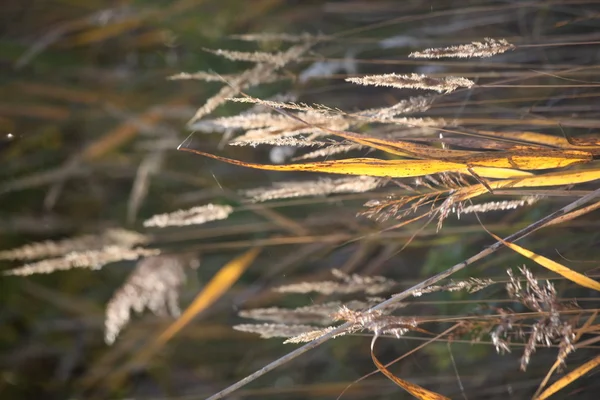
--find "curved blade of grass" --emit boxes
[178,147,531,179]
[536,354,600,399]
[125,247,261,372]
[489,233,600,291]
[153,247,261,348]
[100,248,261,391]
[371,336,449,400]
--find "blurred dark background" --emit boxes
[2,1,600,399]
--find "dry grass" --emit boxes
[2,1,600,400]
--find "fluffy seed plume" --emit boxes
[0,228,147,261]
[241,176,385,202]
[284,326,341,343]
[4,246,160,276]
[238,299,402,326]
[188,41,313,124]
[227,96,339,115]
[168,71,235,82]
[228,136,329,148]
[292,143,364,161]
[356,96,434,119]
[143,204,233,228]
[229,32,324,43]
[413,277,495,296]
[233,323,321,339]
[208,49,300,67]
[105,255,187,344]
[504,266,576,371]
[456,196,541,218]
[409,38,515,59]
[346,73,474,93]
[333,306,418,338]
[274,268,397,295]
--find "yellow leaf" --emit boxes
[536,354,600,399]
[137,248,261,362]
[154,247,261,346]
[490,233,600,292]
[477,130,600,151]
[455,169,600,202]
[372,338,449,400]
[455,149,591,170]
[179,148,531,179]
[102,248,261,390]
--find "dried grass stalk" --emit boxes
[228,136,328,147]
[239,299,400,326]
[233,323,321,339]
[4,246,160,276]
[208,49,300,67]
[241,176,385,202]
[227,96,339,115]
[284,326,342,343]
[413,277,495,296]
[188,41,313,124]
[409,38,515,59]
[356,96,434,119]
[274,268,397,295]
[457,196,541,217]
[346,73,474,93]
[143,204,233,228]
[168,71,236,82]
[333,306,418,338]
[292,143,364,161]
[229,32,324,43]
[104,255,187,344]
[0,228,147,261]
[500,267,576,371]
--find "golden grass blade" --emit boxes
[476,130,600,151]
[455,168,600,202]
[355,135,592,169]
[371,336,449,400]
[489,233,600,292]
[178,147,531,179]
[152,247,261,348]
[457,149,592,170]
[536,354,600,399]
[98,248,261,390]
[343,132,592,169]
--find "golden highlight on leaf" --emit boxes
[477,130,600,152]
[155,247,261,346]
[536,354,600,399]
[455,169,600,202]
[490,233,600,292]
[135,248,261,363]
[179,147,531,179]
